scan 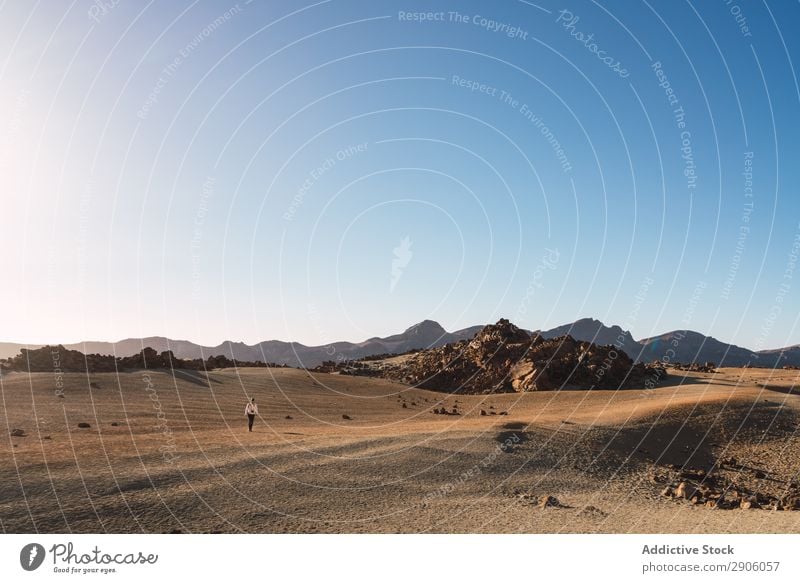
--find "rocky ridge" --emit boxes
[329,319,663,394]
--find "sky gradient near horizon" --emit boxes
[1,0,799,349]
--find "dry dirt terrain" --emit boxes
[2,366,800,533]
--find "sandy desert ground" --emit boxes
[2,366,800,533]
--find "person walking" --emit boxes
[245,397,258,432]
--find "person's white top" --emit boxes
[245,402,258,415]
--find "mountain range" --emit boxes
[539,318,795,368]
[0,320,482,368]
[1,318,798,368]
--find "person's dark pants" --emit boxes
[247,414,255,432]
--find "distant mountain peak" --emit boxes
[542,318,635,344]
[403,320,446,335]
[572,317,626,332]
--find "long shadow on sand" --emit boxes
[168,369,221,387]
[758,383,800,396]
[495,422,528,453]
[598,398,798,473]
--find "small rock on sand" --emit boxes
[538,495,563,509]
[579,505,608,518]
[341,414,352,420]
[674,482,696,499]
[739,497,759,510]
[77,423,91,429]
[10,428,26,437]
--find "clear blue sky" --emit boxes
[1,0,798,349]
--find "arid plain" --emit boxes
[3,367,800,533]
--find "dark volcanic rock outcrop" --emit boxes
[4,345,284,373]
[370,319,661,394]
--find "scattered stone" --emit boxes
[285,415,292,420]
[432,407,462,416]
[739,498,756,510]
[341,414,352,420]
[661,464,791,510]
[499,411,508,415]
[10,428,26,437]
[674,482,694,499]
[579,505,608,518]
[77,423,91,428]
[402,403,407,408]
[480,409,487,416]
[780,496,800,510]
[538,495,563,509]
[110,422,120,427]
[671,362,717,373]
[754,470,766,479]
[43,435,51,440]
[90,381,100,389]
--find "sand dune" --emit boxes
[2,367,800,533]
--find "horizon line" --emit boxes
[0,316,796,353]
